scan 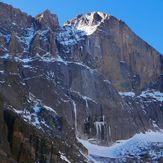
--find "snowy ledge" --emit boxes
[119,92,135,97]
[139,90,163,102]
[119,90,163,102]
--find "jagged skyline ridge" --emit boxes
[3,0,163,54]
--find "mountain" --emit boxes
[0,2,163,162]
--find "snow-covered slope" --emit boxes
[78,130,163,162]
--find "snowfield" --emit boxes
[78,130,163,161]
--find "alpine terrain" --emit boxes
[0,2,163,163]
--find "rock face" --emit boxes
[0,2,33,34]
[36,10,60,31]
[61,12,161,92]
[0,2,59,57]
[0,2,163,162]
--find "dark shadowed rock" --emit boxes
[29,29,57,56]
[9,32,23,55]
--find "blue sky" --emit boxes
[3,0,163,54]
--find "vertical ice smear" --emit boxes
[85,99,89,109]
[94,116,105,140]
[94,121,105,140]
[109,126,112,142]
[82,96,89,115]
[72,100,78,135]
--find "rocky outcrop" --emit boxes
[0,2,59,57]
[29,29,57,56]
[0,107,86,162]
[0,2,33,34]
[36,10,60,31]
[0,34,7,55]
[0,60,87,162]
[9,32,24,55]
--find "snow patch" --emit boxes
[59,151,71,163]
[57,26,85,47]
[23,26,35,51]
[139,90,163,102]
[29,92,57,114]
[19,57,33,63]
[56,55,68,65]
[119,90,163,102]
[0,80,5,84]
[119,92,135,97]
[33,103,41,113]
[76,24,98,35]
[0,54,10,59]
[69,12,108,36]
[104,80,111,85]
[43,105,57,114]
[70,89,97,104]
[13,109,42,129]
